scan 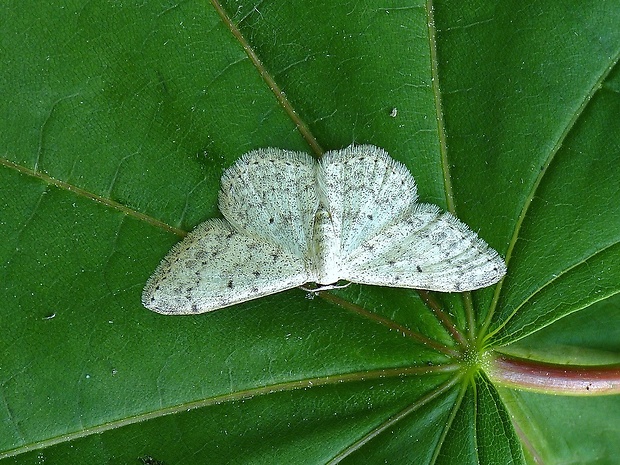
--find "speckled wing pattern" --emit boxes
[341,203,507,292]
[318,145,418,258]
[142,145,506,315]
[219,148,318,260]
[320,146,506,292]
[142,220,309,314]
[142,149,316,315]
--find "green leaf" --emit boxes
[1,1,619,464]
[501,389,620,465]
[436,375,523,465]
[500,293,620,365]
[496,295,620,463]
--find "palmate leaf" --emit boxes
[1,1,619,464]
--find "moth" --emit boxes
[143,145,506,314]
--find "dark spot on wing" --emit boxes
[227,279,234,289]
[416,265,422,272]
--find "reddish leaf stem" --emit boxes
[485,353,620,396]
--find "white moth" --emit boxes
[143,145,506,315]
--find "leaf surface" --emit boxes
[1,1,619,463]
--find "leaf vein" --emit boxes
[481,46,620,338]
